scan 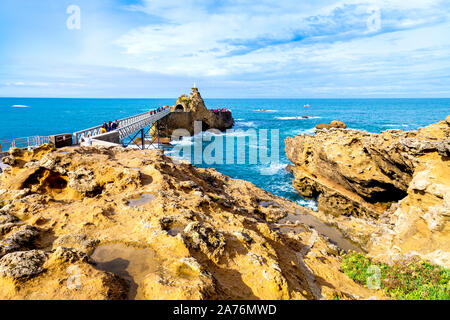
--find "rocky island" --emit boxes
[153,87,234,138]
[285,116,450,268]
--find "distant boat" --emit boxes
[12,105,30,108]
[304,104,310,108]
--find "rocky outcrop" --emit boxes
[315,120,347,130]
[161,88,234,136]
[0,144,379,300]
[285,117,450,267]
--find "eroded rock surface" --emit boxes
[285,117,450,267]
[161,87,234,136]
[0,144,377,300]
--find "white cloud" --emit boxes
[113,0,450,79]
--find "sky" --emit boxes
[0,0,449,98]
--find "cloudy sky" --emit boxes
[1,0,449,98]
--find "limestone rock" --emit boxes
[286,118,449,218]
[0,250,47,279]
[50,246,88,264]
[315,120,347,130]
[183,222,226,263]
[0,144,382,300]
[286,117,450,267]
[67,168,100,196]
[0,225,39,258]
[163,88,234,136]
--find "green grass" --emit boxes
[341,252,450,300]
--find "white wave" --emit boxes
[234,118,245,121]
[253,109,278,113]
[291,128,316,135]
[296,199,318,211]
[275,116,321,120]
[259,162,288,176]
[170,138,194,147]
[12,105,30,108]
[238,121,256,127]
[383,124,409,127]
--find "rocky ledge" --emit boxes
[0,144,378,300]
[285,116,450,267]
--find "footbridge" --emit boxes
[73,107,171,148]
[0,107,171,156]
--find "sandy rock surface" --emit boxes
[0,144,378,300]
[285,118,450,267]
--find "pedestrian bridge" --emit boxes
[0,107,171,155]
[73,107,171,145]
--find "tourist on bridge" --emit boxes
[101,122,108,134]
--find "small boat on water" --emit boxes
[12,105,30,108]
[304,104,310,108]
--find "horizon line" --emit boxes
[1,96,450,100]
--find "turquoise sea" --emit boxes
[1,98,449,208]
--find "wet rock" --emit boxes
[0,250,47,279]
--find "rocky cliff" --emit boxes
[0,144,377,300]
[285,117,450,267]
[162,88,234,136]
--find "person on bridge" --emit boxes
[111,120,118,130]
[101,122,108,134]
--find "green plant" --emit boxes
[341,252,450,300]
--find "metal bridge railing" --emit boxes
[1,108,171,153]
[118,108,170,141]
[73,108,171,144]
[0,136,50,152]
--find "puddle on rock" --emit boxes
[259,201,280,208]
[167,225,185,237]
[277,211,362,253]
[127,193,156,207]
[90,244,161,300]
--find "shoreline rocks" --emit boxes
[0,144,380,300]
[315,120,347,130]
[285,117,450,267]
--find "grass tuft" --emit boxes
[341,252,450,300]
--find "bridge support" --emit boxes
[140,129,145,149]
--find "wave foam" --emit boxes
[259,162,287,176]
[275,116,321,120]
[296,199,318,211]
[291,128,316,135]
[253,109,278,113]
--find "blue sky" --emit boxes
[0,0,449,98]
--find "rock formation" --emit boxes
[315,120,347,130]
[159,88,234,137]
[0,144,379,300]
[285,117,450,267]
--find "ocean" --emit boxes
[1,97,449,208]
